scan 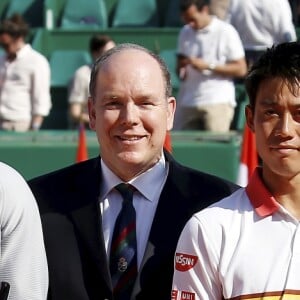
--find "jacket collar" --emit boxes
[246,168,279,217]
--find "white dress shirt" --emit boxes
[99,154,169,269]
[177,17,245,108]
[227,0,297,50]
[0,44,51,121]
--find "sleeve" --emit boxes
[224,0,237,23]
[0,163,48,300]
[31,54,52,116]
[224,24,245,61]
[177,26,191,57]
[277,0,297,42]
[171,215,222,300]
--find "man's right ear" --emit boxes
[245,104,255,133]
[88,97,96,131]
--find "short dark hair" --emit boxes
[245,42,300,109]
[89,43,172,99]
[89,34,113,53]
[0,14,29,38]
[179,0,209,12]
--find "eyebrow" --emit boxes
[259,98,277,106]
[102,93,119,100]
[259,98,300,108]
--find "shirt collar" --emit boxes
[16,44,31,59]
[194,16,215,33]
[8,44,31,60]
[246,167,280,217]
[2,44,30,62]
[100,154,168,202]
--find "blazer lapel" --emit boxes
[132,152,187,297]
[69,158,112,292]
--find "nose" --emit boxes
[119,102,139,125]
[274,113,294,137]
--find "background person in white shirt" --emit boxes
[227,0,297,69]
[0,161,48,300]
[0,14,51,132]
[174,0,247,132]
[68,34,115,129]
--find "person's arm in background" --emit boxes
[69,103,90,125]
[185,22,247,78]
[31,115,44,131]
[68,66,90,128]
[176,25,193,81]
[188,56,247,78]
[31,54,52,130]
[0,162,48,299]
[278,0,297,42]
[176,53,190,80]
[176,22,247,80]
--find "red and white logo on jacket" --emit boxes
[171,290,178,300]
[175,252,198,271]
[181,291,195,300]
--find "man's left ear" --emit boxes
[167,97,176,130]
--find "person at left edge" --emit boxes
[28,43,239,300]
[0,162,48,300]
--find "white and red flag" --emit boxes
[236,124,258,187]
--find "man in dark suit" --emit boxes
[29,43,239,300]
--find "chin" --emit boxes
[117,151,144,163]
[272,164,300,178]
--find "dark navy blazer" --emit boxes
[28,152,239,300]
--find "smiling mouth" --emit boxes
[271,145,298,150]
[117,136,144,141]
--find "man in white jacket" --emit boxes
[172,41,300,300]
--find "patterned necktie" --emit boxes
[109,183,138,300]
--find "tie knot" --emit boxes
[115,183,136,202]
